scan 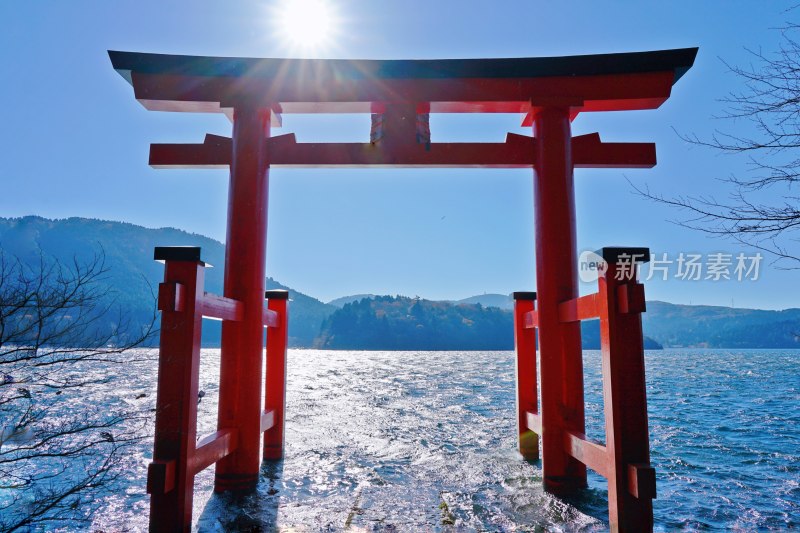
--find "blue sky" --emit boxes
[1,1,798,308]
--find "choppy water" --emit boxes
[86,349,798,531]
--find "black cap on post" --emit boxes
[512,291,537,301]
[154,246,207,265]
[594,247,650,264]
[265,289,290,300]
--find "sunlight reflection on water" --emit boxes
[90,349,799,531]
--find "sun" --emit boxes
[274,0,339,53]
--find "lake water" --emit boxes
[87,349,798,531]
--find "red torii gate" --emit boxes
[109,47,697,532]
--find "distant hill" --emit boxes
[0,216,335,347]
[264,278,337,348]
[454,293,514,310]
[316,296,663,350]
[2,216,797,350]
[445,295,800,349]
[642,300,800,348]
[327,294,378,308]
[329,293,515,310]
[315,296,514,350]
[324,291,800,350]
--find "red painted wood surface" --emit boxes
[558,292,601,323]
[546,252,656,532]
[200,292,243,322]
[190,429,238,476]
[526,411,542,436]
[148,250,291,530]
[260,409,276,432]
[129,70,677,115]
[597,262,655,531]
[532,106,587,494]
[263,294,289,460]
[149,132,656,169]
[564,430,609,478]
[513,294,538,460]
[148,260,205,532]
[214,106,272,492]
[523,310,538,329]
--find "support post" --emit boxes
[263,290,289,460]
[513,291,539,460]
[148,247,205,532]
[596,247,655,532]
[532,106,587,493]
[215,105,272,492]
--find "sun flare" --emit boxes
[274,0,338,53]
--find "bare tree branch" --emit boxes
[639,23,800,266]
[0,248,157,531]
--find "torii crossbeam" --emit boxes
[109,47,697,532]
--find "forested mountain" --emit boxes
[316,296,664,350]
[316,296,514,350]
[1,216,797,350]
[0,216,334,347]
[642,301,800,348]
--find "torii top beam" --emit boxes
[109,49,697,115]
[108,49,697,169]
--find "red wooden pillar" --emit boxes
[148,247,206,532]
[263,290,289,460]
[215,105,272,492]
[513,291,539,460]
[532,106,587,493]
[596,247,656,532]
